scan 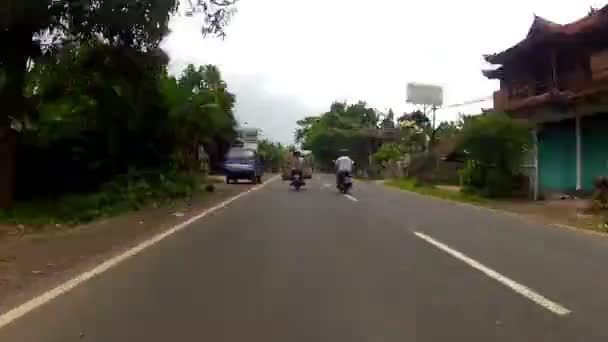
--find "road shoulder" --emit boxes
[382,179,606,237]
[0,182,256,314]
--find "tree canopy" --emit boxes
[296,101,382,170]
[1,0,236,127]
[458,113,530,197]
[0,0,238,207]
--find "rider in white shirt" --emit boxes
[334,155,354,187]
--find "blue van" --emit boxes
[224,147,264,184]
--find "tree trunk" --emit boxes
[0,36,30,208]
[0,128,17,208]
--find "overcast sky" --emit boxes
[161,0,605,144]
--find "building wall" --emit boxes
[538,119,577,193]
[581,114,608,191]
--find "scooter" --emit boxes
[290,172,305,191]
[337,173,352,194]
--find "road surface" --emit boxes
[1,174,608,341]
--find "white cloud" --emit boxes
[162,0,605,143]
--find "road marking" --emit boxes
[413,231,571,317]
[322,183,332,189]
[0,175,280,330]
[344,194,359,202]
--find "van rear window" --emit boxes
[227,149,255,159]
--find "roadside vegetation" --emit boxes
[378,111,608,233]
[296,102,398,173]
[0,0,238,227]
[257,139,289,172]
[375,111,531,200]
[457,113,530,198]
[387,178,486,204]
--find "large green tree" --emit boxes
[0,0,236,206]
[458,113,530,197]
[162,64,236,171]
[297,101,382,170]
[1,0,235,127]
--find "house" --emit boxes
[483,6,608,198]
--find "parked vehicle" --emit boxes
[224,147,264,184]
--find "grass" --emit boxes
[387,178,608,234]
[386,178,487,205]
[0,171,211,228]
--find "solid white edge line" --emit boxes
[413,231,572,317]
[344,194,358,202]
[0,175,280,330]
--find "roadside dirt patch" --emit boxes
[492,198,603,231]
[0,182,254,313]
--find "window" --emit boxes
[227,148,255,159]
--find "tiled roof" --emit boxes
[484,5,608,65]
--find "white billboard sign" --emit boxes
[407,83,444,107]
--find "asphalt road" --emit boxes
[1,174,608,341]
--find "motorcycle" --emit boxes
[337,173,352,194]
[290,171,305,191]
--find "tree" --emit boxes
[0,0,236,207]
[398,110,430,129]
[162,64,236,171]
[1,0,235,127]
[296,101,382,170]
[372,143,402,164]
[258,139,286,172]
[458,113,530,197]
[380,109,396,129]
[435,120,462,142]
[295,116,319,144]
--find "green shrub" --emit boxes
[459,160,485,193]
[0,170,203,226]
[373,143,402,163]
[457,113,529,198]
[592,176,608,212]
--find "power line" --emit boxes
[443,95,493,109]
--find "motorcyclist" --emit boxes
[291,150,305,186]
[334,153,355,188]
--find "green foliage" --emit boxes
[161,64,236,171]
[373,143,402,163]
[592,176,608,212]
[435,120,462,141]
[257,139,286,172]
[0,170,205,226]
[0,0,237,208]
[387,178,486,204]
[1,0,236,125]
[457,113,530,197]
[296,101,381,169]
[380,109,396,129]
[14,33,237,199]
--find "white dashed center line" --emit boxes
[344,194,359,202]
